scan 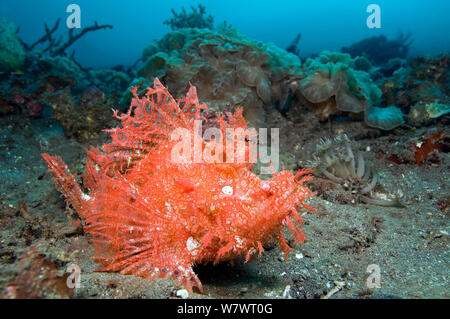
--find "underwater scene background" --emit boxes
[0,1,448,299]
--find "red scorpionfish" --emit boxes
[42,78,315,294]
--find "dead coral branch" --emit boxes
[21,19,113,57]
[51,21,113,57]
[163,4,214,30]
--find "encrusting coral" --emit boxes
[295,51,405,130]
[42,78,315,294]
[307,134,404,207]
[20,17,113,59]
[138,29,408,131]
[380,54,449,127]
[0,16,128,125]
[137,27,302,128]
[43,85,118,142]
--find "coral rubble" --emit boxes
[380,54,449,127]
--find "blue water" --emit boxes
[1,0,449,68]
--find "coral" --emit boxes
[353,56,373,72]
[39,56,83,82]
[380,54,449,127]
[0,18,131,126]
[295,51,404,130]
[307,134,404,207]
[341,32,413,65]
[21,18,113,58]
[408,102,450,126]
[377,58,407,77]
[89,69,130,94]
[410,54,449,90]
[0,37,129,123]
[42,79,315,294]
[0,17,26,72]
[163,4,214,30]
[43,86,118,142]
[119,77,153,106]
[366,105,404,130]
[0,53,86,119]
[26,99,43,117]
[286,33,301,56]
[425,102,450,119]
[138,28,302,127]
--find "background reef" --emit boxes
[0,2,449,299]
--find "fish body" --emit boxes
[42,78,314,293]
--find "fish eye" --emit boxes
[222,186,233,195]
[261,182,270,192]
